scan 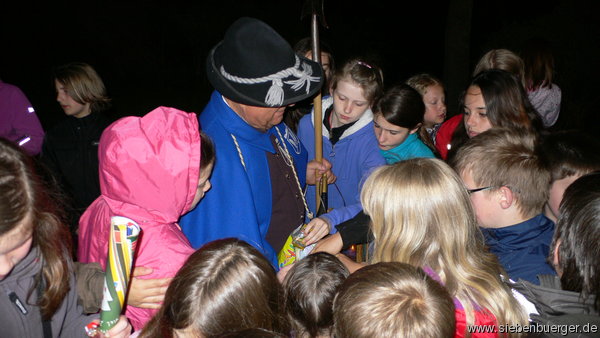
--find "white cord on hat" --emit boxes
[220,56,320,106]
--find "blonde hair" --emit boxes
[405,73,444,96]
[361,158,528,334]
[451,128,550,219]
[53,62,110,113]
[473,49,525,87]
[333,262,455,338]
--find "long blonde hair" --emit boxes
[361,158,527,333]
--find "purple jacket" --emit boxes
[297,96,386,227]
[0,81,44,155]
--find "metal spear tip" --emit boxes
[301,0,328,28]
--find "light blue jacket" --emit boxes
[297,96,386,228]
[380,133,435,164]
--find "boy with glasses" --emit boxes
[451,127,556,284]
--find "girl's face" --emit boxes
[373,114,418,150]
[0,220,33,280]
[463,85,492,138]
[55,80,91,119]
[422,84,447,128]
[330,79,370,128]
[189,163,214,211]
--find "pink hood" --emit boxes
[78,106,200,330]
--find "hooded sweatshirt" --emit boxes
[78,106,200,330]
[297,96,386,227]
[0,247,97,337]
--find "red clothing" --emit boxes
[455,308,499,338]
[423,266,499,337]
[435,113,463,160]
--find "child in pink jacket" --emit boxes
[78,106,214,330]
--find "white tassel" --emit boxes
[265,79,284,106]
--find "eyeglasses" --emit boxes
[467,186,496,194]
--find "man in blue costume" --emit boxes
[180,17,334,267]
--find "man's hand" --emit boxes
[306,159,336,185]
[127,267,171,309]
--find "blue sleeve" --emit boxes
[322,136,385,228]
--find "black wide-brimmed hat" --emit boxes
[207,17,324,107]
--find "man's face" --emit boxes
[235,103,286,132]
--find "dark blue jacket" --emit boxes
[483,214,556,284]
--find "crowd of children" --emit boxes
[1,15,598,338]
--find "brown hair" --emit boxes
[282,252,349,338]
[373,84,438,157]
[452,128,550,219]
[553,171,600,310]
[539,130,600,182]
[333,262,455,338]
[448,69,542,161]
[53,62,111,113]
[0,138,71,320]
[140,238,287,337]
[521,38,556,90]
[330,58,384,105]
[200,131,215,171]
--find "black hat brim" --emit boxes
[206,42,324,108]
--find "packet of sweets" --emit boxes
[277,224,315,269]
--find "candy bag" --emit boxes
[277,224,315,269]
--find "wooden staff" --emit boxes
[303,0,328,215]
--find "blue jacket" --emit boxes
[482,214,556,284]
[179,91,308,267]
[297,96,386,227]
[380,133,434,164]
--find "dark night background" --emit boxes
[2,0,599,135]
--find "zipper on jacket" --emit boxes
[9,292,28,315]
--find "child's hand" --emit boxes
[303,217,331,245]
[312,232,343,255]
[89,316,131,337]
[104,315,131,338]
[127,266,172,309]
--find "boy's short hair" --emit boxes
[333,262,455,338]
[451,128,550,218]
[540,130,600,182]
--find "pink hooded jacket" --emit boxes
[78,106,199,330]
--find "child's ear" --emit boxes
[552,239,562,275]
[498,186,514,209]
[409,124,422,134]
